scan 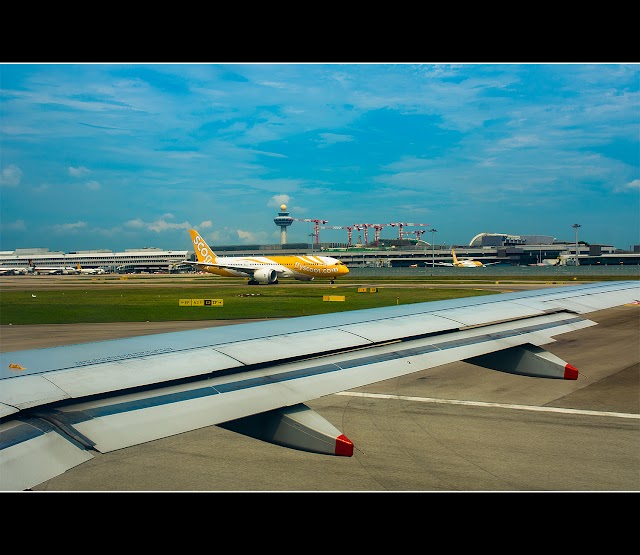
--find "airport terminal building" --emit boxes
[0,232,638,273]
[0,247,189,274]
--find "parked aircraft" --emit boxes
[1,280,638,490]
[32,264,79,275]
[75,264,106,275]
[183,229,350,284]
[0,266,31,275]
[434,248,502,268]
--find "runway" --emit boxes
[4,303,638,492]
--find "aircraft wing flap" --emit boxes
[0,419,93,491]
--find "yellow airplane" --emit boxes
[184,229,350,284]
[434,247,501,268]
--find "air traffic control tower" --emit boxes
[274,204,294,245]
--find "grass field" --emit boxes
[2,272,637,325]
[0,282,498,325]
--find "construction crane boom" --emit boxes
[354,223,388,247]
[320,225,356,247]
[293,218,329,245]
[388,222,431,241]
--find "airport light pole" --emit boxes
[429,228,437,267]
[572,223,581,266]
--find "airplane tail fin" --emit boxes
[451,248,459,265]
[189,229,217,264]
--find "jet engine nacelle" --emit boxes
[253,268,278,284]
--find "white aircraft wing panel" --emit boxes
[429,301,545,327]
[213,329,373,364]
[1,348,244,410]
[0,374,70,414]
[337,313,459,341]
[484,281,638,317]
[43,348,244,400]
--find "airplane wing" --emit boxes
[1,280,638,490]
[181,259,281,283]
[181,260,256,275]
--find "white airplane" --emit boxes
[0,266,31,275]
[75,264,106,275]
[183,229,350,284]
[1,280,638,491]
[434,247,502,268]
[32,265,79,275]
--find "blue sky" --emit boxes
[1,63,639,253]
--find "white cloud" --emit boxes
[68,166,91,177]
[51,221,87,232]
[237,229,269,243]
[316,133,354,147]
[0,164,23,187]
[0,219,26,232]
[147,219,191,232]
[269,194,291,208]
[125,219,145,229]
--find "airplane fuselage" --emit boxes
[203,256,346,278]
[33,266,79,275]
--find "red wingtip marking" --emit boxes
[335,434,354,457]
[564,364,579,380]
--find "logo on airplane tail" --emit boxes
[191,231,215,264]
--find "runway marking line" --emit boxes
[335,392,640,420]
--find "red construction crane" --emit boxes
[293,218,328,245]
[388,222,431,241]
[369,224,388,247]
[353,224,370,246]
[320,225,356,247]
[412,229,427,241]
[354,223,388,247]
